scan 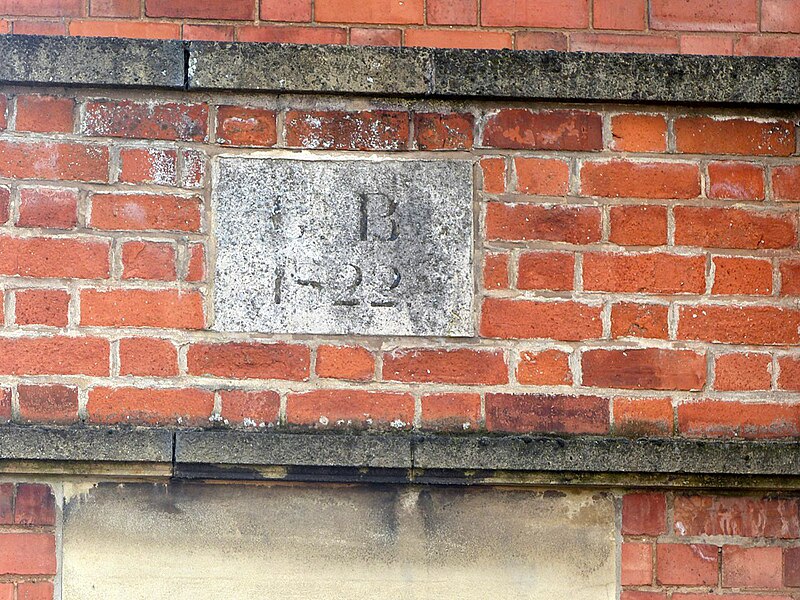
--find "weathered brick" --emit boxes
[220,390,280,427]
[187,342,310,380]
[119,338,178,377]
[83,100,208,141]
[236,25,347,44]
[708,161,765,200]
[186,243,206,282]
[609,205,668,246]
[623,492,667,535]
[678,400,800,438]
[316,345,375,381]
[610,113,667,152]
[772,165,800,201]
[413,113,474,150]
[678,305,800,345]
[90,0,139,16]
[781,260,800,295]
[481,298,603,340]
[285,110,409,151]
[286,389,415,429]
[315,0,423,23]
[69,20,181,39]
[17,582,54,600]
[16,95,74,133]
[613,397,674,436]
[349,27,402,46]
[122,241,176,281]
[595,0,646,30]
[216,106,277,147]
[0,484,10,525]
[18,384,79,424]
[480,157,506,193]
[674,495,800,538]
[0,0,82,16]
[383,348,508,385]
[675,117,794,155]
[15,289,69,327]
[622,542,653,585]
[584,252,705,294]
[612,302,669,339]
[88,387,214,426]
[581,160,701,199]
[513,157,570,196]
[722,545,782,588]
[582,348,706,391]
[482,109,602,151]
[119,147,177,186]
[650,0,758,32]
[0,141,108,182]
[516,349,572,385]
[481,0,589,27]
[674,207,796,249]
[485,393,609,434]
[261,0,312,21]
[483,253,509,289]
[0,236,108,279]
[778,357,800,391]
[517,252,574,291]
[145,0,255,19]
[0,337,108,376]
[785,547,800,586]
[181,149,206,188]
[80,289,204,329]
[14,483,55,526]
[427,0,477,25]
[420,393,481,430]
[0,187,8,224]
[712,256,772,295]
[18,187,79,229]
[714,353,772,391]
[0,533,56,575]
[90,193,202,232]
[656,543,719,585]
[485,203,601,243]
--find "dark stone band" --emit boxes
[2,34,800,105]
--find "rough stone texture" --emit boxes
[0,35,184,89]
[61,482,615,599]
[0,425,172,463]
[188,41,432,95]
[212,158,474,336]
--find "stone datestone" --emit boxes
[213,157,474,336]
[62,482,616,599]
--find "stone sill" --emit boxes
[0,425,798,488]
[2,34,799,105]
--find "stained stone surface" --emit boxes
[62,482,616,599]
[212,158,474,336]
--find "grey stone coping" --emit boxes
[1,34,800,104]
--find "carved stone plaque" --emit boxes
[212,158,474,336]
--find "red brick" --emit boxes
[404,29,512,49]
[680,34,735,54]
[16,95,74,133]
[485,203,601,244]
[14,484,55,526]
[220,390,280,427]
[708,161,765,200]
[483,253,509,289]
[181,149,206,188]
[612,303,669,339]
[610,113,667,152]
[427,0,477,24]
[623,492,667,535]
[119,147,177,186]
[482,109,602,151]
[316,0,423,23]
[70,20,181,39]
[183,24,235,41]
[517,252,574,291]
[513,157,569,196]
[622,542,653,585]
[778,357,800,391]
[349,28,402,46]
[18,187,78,230]
[188,342,309,380]
[678,400,800,439]
[145,0,253,19]
[480,158,506,193]
[516,349,572,385]
[260,0,312,21]
[0,0,81,16]
[781,260,800,295]
[0,141,108,182]
[736,35,800,59]
[15,289,69,327]
[216,106,277,147]
[0,337,108,376]
[80,289,204,329]
[119,338,179,377]
[17,582,54,600]
[90,193,202,232]
[316,345,375,381]
[723,545,782,588]
[0,95,7,129]
[583,252,705,294]
[0,389,7,423]
[622,593,666,600]
[657,543,719,585]
[514,31,569,50]
[678,305,800,345]
[594,0,646,29]
[485,393,609,434]
[285,110,409,151]
[122,241,176,281]
[88,387,214,426]
[0,187,8,224]
[714,353,771,391]
[481,298,603,340]
[613,397,674,436]
[0,484,11,524]
[762,0,800,32]
[83,100,208,142]
[785,547,800,586]
[186,244,205,282]
[0,533,56,575]
[481,0,589,27]
[674,207,797,249]
[421,393,481,430]
[287,389,414,429]
[413,113,474,150]
[0,236,108,279]
[674,495,800,538]
[772,165,800,201]
[650,0,758,31]
[712,256,772,295]
[675,117,795,155]
[583,348,706,391]
[383,348,508,385]
[571,32,680,53]
[90,0,140,17]
[581,160,701,199]
[236,25,347,44]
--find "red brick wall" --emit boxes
[0,0,798,55]
[0,90,796,437]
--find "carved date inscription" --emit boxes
[212,158,474,336]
